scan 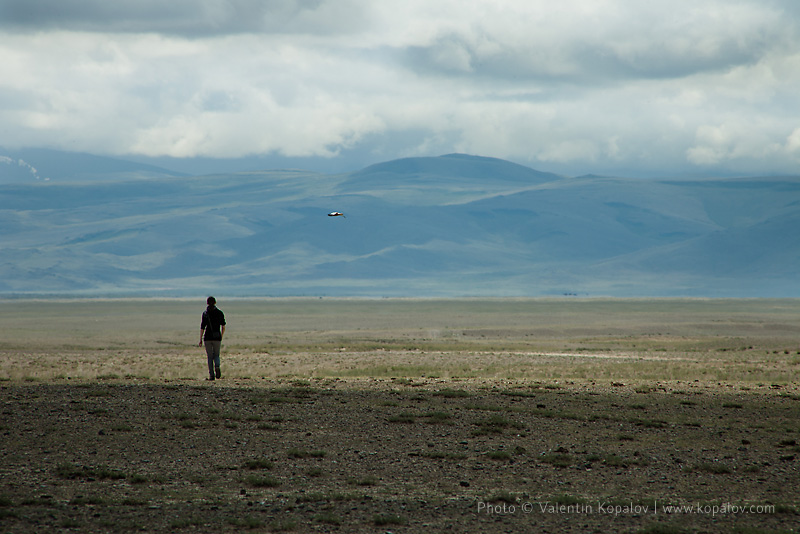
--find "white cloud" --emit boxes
[0,0,799,175]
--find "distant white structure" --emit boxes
[327,212,346,218]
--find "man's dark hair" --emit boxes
[207,296,216,306]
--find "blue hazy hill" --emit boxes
[1,152,799,297]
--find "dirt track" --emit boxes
[2,377,798,533]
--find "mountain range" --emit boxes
[2,150,799,297]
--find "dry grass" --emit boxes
[2,298,799,385]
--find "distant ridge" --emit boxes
[0,147,185,183]
[352,153,562,183]
[1,150,799,297]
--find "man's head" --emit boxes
[207,296,216,306]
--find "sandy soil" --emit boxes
[1,376,798,533]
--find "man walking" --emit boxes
[199,296,226,381]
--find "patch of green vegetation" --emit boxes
[287,448,326,459]
[374,513,406,526]
[293,491,364,503]
[472,414,524,435]
[387,412,416,423]
[268,518,297,531]
[686,462,733,474]
[487,490,519,503]
[244,474,280,487]
[500,389,538,398]
[170,516,207,529]
[242,458,274,470]
[313,512,342,525]
[636,524,693,534]
[464,403,502,411]
[433,388,472,398]
[630,417,668,429]
[227,516,265,529]
[349,475,378,487]
[424,411,452,423]
[722,402,744,409]
[55,463,127,481]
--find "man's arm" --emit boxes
[221,325,225,340]
[199,328,205,346]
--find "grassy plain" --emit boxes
[3,297,800,383]
[1,298,799,533]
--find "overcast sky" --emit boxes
[1,0,799,176]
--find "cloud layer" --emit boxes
[1,0,799,175]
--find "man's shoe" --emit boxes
[206,376,215,381]
[215,369,221,379]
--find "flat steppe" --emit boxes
[1,298,799,533]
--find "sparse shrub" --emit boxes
[55,463,126,481]
[419,451,467,460]
[487,490,518,503]
[472,414,523,435]
[306,467,324,477]
[228,516,264,529]
[540,453,573,468]
[314,512,342,525]
[268,519,297,531]
[388,412,416,423]
[500,389,537,398]
[688,462,732,474]
[433,388,471,398]
[424,411,451,423]
[636,524,692,534]
[464,403,502,411]
[374,514,406,526]
[551,494,589,505]
[600,454,630,468]
[121,497,148,506]
[722,403,743,409]
[243,459,274,470]
[349,475,378,486]
[245,474,280,488]
[631,418,668,429]
[287,448,326,459]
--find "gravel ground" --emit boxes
[1,377,799,533]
